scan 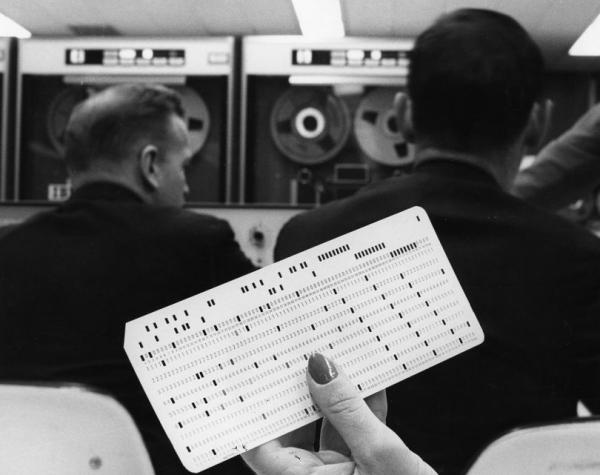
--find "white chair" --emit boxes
[465,417,600,475]
[0,383,155,475]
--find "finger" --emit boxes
[320,418,350,455]
[316,449,353,464]
[308,354,438,475]
[536,99,554,149]
[278,422,317,450]
[393,91,407,110]
[311,462,356,475]
[242,440,287,475]
[243,442,325,475]
[393,92,415,143]
[364,389,387,424]
[307,353,388,459]
[320,390,387,454]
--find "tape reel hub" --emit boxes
[270,87,351,165]
[294,107,326,139]
[172,85,211,156]
[354,88,413,167]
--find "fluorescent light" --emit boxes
[292,0,345,38]
[0,11,31,38]
[570,13,600,56]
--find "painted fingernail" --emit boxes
[308,353,338,384]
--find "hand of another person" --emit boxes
[242,353,437,475]
[513,100,600,209]
[524,99,554,153]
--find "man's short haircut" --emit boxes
[64,83,185,172]
[408,8,544,153]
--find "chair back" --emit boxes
[0,383,155,475]
[466,417,600,475]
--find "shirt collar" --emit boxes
[413,157,502,189]
[69,182,145,204]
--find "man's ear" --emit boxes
[139,144,161,190]
[524,99,553,152]
[394,92,415,143]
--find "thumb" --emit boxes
[307,353,388,460]
[306,354,437,475]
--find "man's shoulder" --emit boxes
[276,173,600,260]
[275,178,414,259]
[150,206,227,228]
[0,206,61,246]
[285,175,415,225]
[0,202,234,250]
[533,211,600,255]
[505,193,600,249]
[136,206,234,243]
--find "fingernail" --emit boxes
[308,353,338,384]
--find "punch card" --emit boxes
[124,206,484,472]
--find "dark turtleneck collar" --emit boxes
[69,181,145,204]
[413,157,502,189]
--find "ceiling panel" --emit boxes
[537,0,600,63]
[345,0,447,37]
[480,0,554,26]
[445,0,499,13]
[70,0,154,36]
[141,0,208,36]
[390,0,447,36]
[232,0,299,35]
[186,0,299,35]
[189,0,250,35]
[344,0,396,36]
[0,0,70,35]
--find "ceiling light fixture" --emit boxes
[0,11,31,38]
[570,13,600,56]
[291,0,345,38]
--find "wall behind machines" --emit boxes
[13,38,235,203]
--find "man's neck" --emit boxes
[70,171,149,203]
[413,145,520,191]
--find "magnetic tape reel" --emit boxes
[46,85,210,158]
[172,85,211,156]
[354,88,413,167]
[270,87,351,165]
[47,86,96,157]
